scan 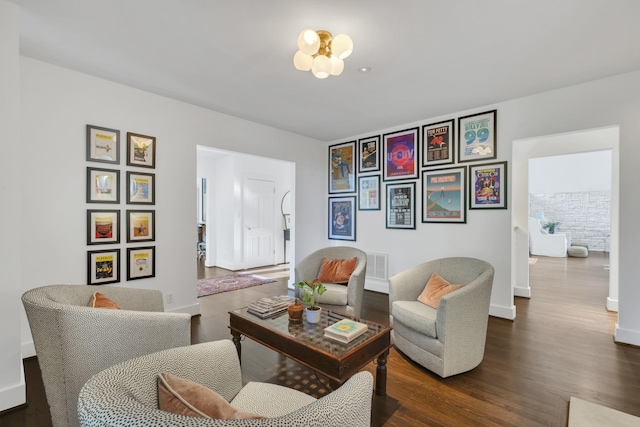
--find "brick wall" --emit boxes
[529,191,611,251]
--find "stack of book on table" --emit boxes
[247,295,293,319]
[324,318,369,343]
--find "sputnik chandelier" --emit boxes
[293,29,353,79]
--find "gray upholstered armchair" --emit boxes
[294,246,367,317]
[388,257,494,378]
[77,340,374,427]
[22,285,192,427]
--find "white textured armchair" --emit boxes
[22,285,192,427]
[388,257,494,378]
[294,246,367,317]
[77,340,374,427]
[529,217,569,257]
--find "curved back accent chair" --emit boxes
[22,284,192,427]
[294,246,367,317]
[388,257,494,378]
[77,340,374,427]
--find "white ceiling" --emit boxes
[9,0,640,142]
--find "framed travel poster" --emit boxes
[383,128,419,181]
[386,182,416,229]
[458,110,497,163]
[127,246,156,281]
[86,124,119,164]
[86,167,120,204]
[358,175,380,210]
[422,166,466,223]
[422,119,454,167]
[329,141,356,193]
[358,135,380,173]
[469,161,507,209]
[87,209,120,245]
[328,196,356,241]
[87,249,120,285]
[127,171,155,205]
[127,132,156,168]
[126,210,155,242]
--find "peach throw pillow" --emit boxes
[158,373,265,419]
[417,273,463,309]
[88,292,121,310]
[316,257,358,284]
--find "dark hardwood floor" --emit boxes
[3,252,639,426]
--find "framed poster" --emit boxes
[457,110,497,163]
[328,196,356,241]
[469,161,507,209]
[383,128,419,181]
[87,167,120,204]
[386,182,416,229]
[87,249,120,285]
[127,132,156,168]
[329,141,356,193]
[86,124,119,164]
[126,210,155,242]
[87,209,120,245]
[422,166,466,223]
[358,135,380,173]
[358,175,380,210]
[127,171,155,205]
[422,119,454,167]
[127,246,156,281]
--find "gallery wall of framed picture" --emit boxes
[327,108,506,235]
[85,123,157,285]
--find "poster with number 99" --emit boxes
[457,110,497,163]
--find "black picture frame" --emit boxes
[126,171,155,205]
[126,210,156,242]
[358,175,381,210]
[386,181,416,229]
[127,246,156,281]
[87,167,120,204]
[329,140,356,194]
[328,196,356,241]
[469,161,508,209]
[383,127,419,181]
[357,135,380,173]
[127,132,156,169]
[87,249,120,285]
[87,209,120,245]
[457,109,497,163]
[422,166,467,223]
[422,119,455,168]
[86,124,120,164]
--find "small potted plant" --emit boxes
[543,221,560,234]
[293,279,326,323]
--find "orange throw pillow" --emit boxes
[417,273,463,309]
[88,292,121,309]
[157,373,265,419]
[316,257,358,284]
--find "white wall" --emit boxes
[0,0,26,411]
[330,71,640,343]
[529,151,612,193]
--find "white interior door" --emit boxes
[243,178,275,269]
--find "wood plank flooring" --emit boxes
[3,252,640,426]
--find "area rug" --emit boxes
[569,396,640,426]
[529,257,538,265]
[197,274,276,297]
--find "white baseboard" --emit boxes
[614,323,640,346]
[490,303,516,320]
[21,342,35,359]
[514,285,531,298]
[365,278,389,294]
[168,303,200,317]
[0,370,25,412]
[606,297,618,312]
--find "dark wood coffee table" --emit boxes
[229,307,391,395]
